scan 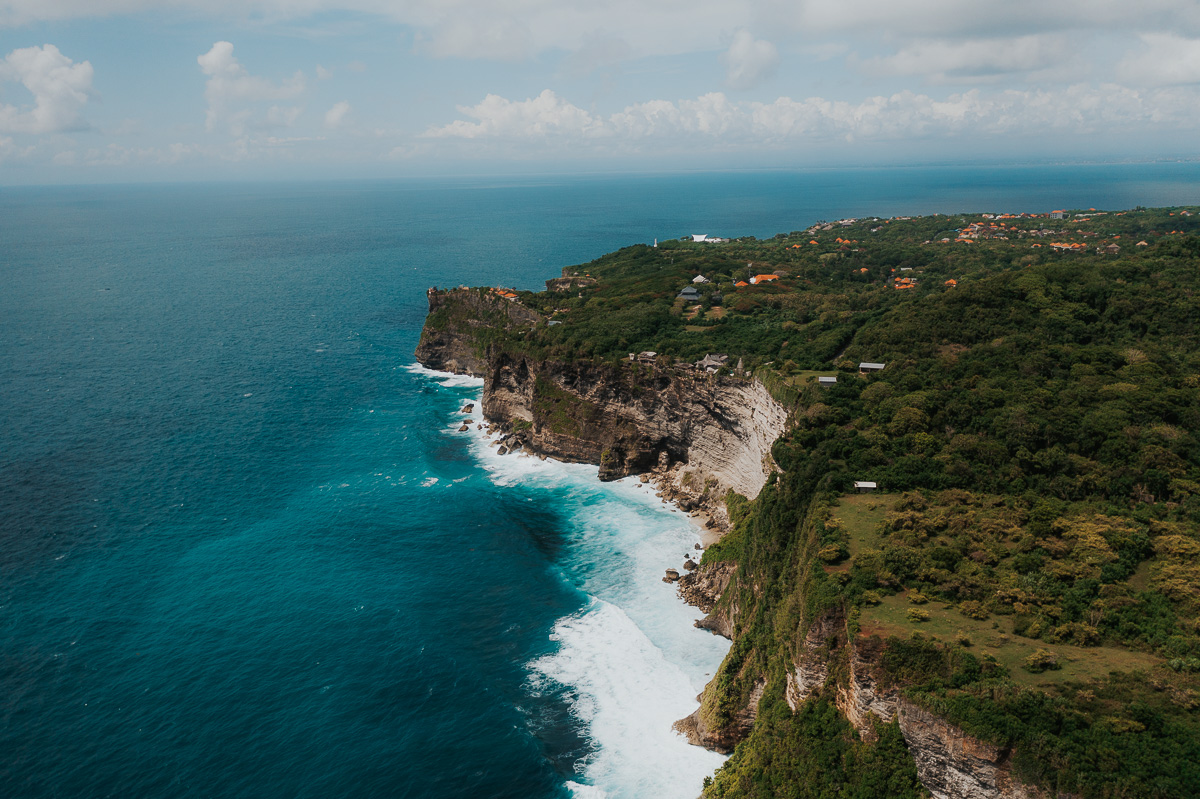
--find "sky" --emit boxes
[2,0,1200,183]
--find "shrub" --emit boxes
[1023,649,1061,673]
[959,600,990,620]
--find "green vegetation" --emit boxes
[461,207,1200,796]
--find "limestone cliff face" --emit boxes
[782,606,1050,799]
[678,562,738,638]
[414,288,542,376]
[482,349,787,501]
[896,700,1049,799]
[674,680,766,755]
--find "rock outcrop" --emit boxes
[678,562,738,637]
[674,680,766,755]
[781,605,1048,799]
[414,287,542,376]
[897,699,1047,799]
[482,349,787,501]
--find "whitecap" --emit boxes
[530,601,726,799]
[421,477,439,487]
[404,362,485,388]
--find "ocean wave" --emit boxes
[530,600,726,799]
[404,362,485,388]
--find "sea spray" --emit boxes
[417,365,731,797]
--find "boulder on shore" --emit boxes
[664,568,680,582]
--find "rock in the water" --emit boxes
[639,474,651,483]
[695,542,703,549]
[664,568,680,582]
[497,446,509,456]
[460,403,475,413]
[458,424,470,432]
[684,559,698,571]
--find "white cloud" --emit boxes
[0,44,93,134]
[722,30,779,90]
[315,64,332,80]
[1118,34,1200,86]
[860,35,1067,83]
[426,83,1200,147]
[324,100,350,128]
[197,41,305,134]
[423,90,603,138]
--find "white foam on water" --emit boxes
[530,601,726,799]
[413,365,731,796]
[565,781,609,799]
[404,362,484,388]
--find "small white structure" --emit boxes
[859,362,886,374]
[853,481,878,493]
[693,274,710,284]
[817,376,837,386]
[692,233,708,242]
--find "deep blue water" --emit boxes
[2,165,1198,798]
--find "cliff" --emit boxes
[414,287,542,376]
[483,349,787,498]
[780,608,1050,799]
[414,288,1065,799]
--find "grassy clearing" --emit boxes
[830,492,892,556]
[862,593,1161,687]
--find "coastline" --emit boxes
[412,362,732,797]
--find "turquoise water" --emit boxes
[2,165,1198,798]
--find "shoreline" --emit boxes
[421,365,733,795]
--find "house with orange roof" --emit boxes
[735,280,749,287]
[945,279,957,286]
[749,274,779,284]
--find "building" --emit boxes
[692,275,710,284]
[859,362,886,374]
[853,481,878,493]
[694,353,729,373]
[749,274,779,284]
[678,286,700,300]
[818,376,837,386]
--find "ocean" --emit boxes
[2,164,1198,798]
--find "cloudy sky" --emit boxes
[2,0,1199,182]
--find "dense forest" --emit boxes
[433,206,1200,797]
